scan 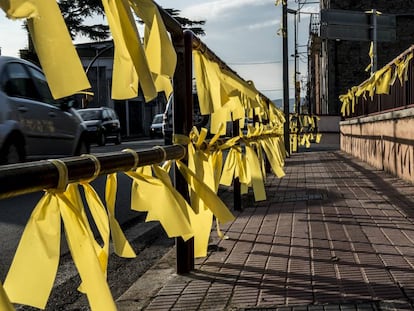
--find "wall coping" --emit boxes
[340,107,414,126]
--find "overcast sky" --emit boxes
[0,0,318,100]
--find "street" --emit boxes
[90,137,165,153]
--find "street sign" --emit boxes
[320,9,396,42]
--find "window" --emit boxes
[103,109,112,121]
[27,66,55,105]
[2,63,38,100]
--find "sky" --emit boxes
[0,0,319,100]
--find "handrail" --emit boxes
[156,4,183,38]
[191,34,274,105]
[0,145,186,200]
[340,44,414,117]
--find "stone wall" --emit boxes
[340,108,414,183]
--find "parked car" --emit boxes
[150,113,164,138]
[0,56,90,165]
[77,107,121,146]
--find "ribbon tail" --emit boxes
[58,193,117,311]
[4,193,61,309]
[0,281,14,311]
[106,174,136,258]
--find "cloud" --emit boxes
[182,0,270,21]
[298,3,319,14]
[0,18,26,57]
[247,19,280,30]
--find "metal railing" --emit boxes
[0,4,282,275]
[346,46,414,118]
[0,3,290,311]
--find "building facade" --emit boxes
[308,0,414,116]
[76,40,167,138]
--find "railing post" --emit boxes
[232,119,242,211]
[172,30,194,274]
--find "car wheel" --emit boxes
[115,132,121,145]
[0,139,25,165]
[98,132,106,146]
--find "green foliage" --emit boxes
[164,8,206,36]
[58,0,109,40]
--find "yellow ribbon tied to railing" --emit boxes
[176,157,235,255]
[106,173,136,257]
[4,159,116,311]
[259,135,286,178]
[184,127,234,257]
[102,0,157,101]
[127,165,194,241]
[0,0,91,99]
[0,281,13,311]
[130,0,177,99]
[220,137,249,186]
[245,143,267,201]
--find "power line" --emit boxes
[258,88,295,92]
[228,60,294,65]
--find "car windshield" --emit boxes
[78,110,101,121]
[153,114,163,124]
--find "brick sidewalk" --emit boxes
[118,150,414,310]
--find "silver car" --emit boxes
[0,56,90,164]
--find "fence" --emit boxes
[340,44,414,185]
[0,2,287,311]
[340,45,414,118]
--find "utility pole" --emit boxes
[288,8,298,113]
[282,1,290,155]
[371,8,378,74]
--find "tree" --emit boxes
[58,0,109,40]
[21,3,205,63]
[164,8,206,36]
[21,0,109,63]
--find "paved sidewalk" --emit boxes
[118,150,414,310]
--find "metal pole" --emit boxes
[172,30,194,274]
[371,8,379,112]
[294,12,298,113]
[232,119,241,211]
[372,9,378,74]
[282,2,290,154]
[126,100,130,137]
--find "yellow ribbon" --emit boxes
[245,144,266,201]
[0,0,37,19]
[0,281,13,311]
[105,173,136,257]
[130,0,176,98]
[4,185,116,310]
[259,136,285,178]
[4,158,116,310]
[0,0,91,99]
[102,0,157,101]
[176,160,234,225]
[185,127,235,257]
[127,166,194,241]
